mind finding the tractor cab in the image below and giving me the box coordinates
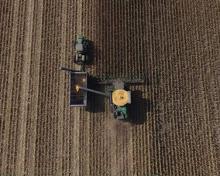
[74,35,90,65]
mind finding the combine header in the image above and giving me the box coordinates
[61,35,144,120]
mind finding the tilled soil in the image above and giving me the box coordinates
[0,0,219,176]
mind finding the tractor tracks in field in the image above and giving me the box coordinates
[15,0,34,175]
[34,0,63,175]
[1,0,21,173]
[0,0,15,171]
[24,0,43,175]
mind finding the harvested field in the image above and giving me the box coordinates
[0,0,220,176]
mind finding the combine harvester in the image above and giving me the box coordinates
[61,35,144,120]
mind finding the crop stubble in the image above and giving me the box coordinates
[0,0,219,176]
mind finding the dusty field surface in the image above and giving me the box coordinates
[0,0,220,175]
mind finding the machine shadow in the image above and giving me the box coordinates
[128,90,153,125]
[86,40,94,65]
[85,76,105,113]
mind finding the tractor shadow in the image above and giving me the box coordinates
[86,40,94,65]
[128,90,153,125]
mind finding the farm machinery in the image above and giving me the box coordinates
[61,35,144,120]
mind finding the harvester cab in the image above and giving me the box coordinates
[110,80,131,119]
[97,79,144,120]
[61,35,145,120]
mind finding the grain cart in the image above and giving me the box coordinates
[61,67,88,106]
[61,35,144,120]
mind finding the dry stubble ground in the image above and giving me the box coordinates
[0,0,219,176]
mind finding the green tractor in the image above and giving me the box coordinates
[74,35,90,68]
